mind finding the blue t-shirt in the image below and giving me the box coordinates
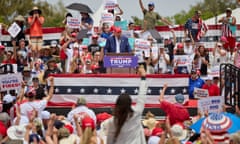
[188,77,205,99]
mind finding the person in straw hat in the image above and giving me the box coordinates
[13,15,26,45]
[28,6,44,60]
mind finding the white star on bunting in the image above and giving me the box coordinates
[159,89,162,94]
[93,88,99,94]
[147,88,152,94]
[67,88,72,93]
[182,88,187,94]
[120,88,126,94]
[171,88,175,94]
[107,88,112,94]
[134,88,138,94]
[55,88,59,93]
[80,88,85,93]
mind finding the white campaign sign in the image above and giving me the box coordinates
[0,73,22,91]
[104,0,117,10]
[7,22,21,38]
[194,87,209,99]
[198,96,224,114]
[67,17,81,29]
[101,12,114,24]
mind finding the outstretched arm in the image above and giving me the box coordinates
[139,0,145,12]
[115,4,123,15]
[135,65,147,113]
[159,84,168,103]
[44,76,54,101]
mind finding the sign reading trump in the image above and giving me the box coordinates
[104,56,138,68]
[0,73,22,91]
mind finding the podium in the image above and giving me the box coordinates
[104,53,138,74]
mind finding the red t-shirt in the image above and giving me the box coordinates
[202,84,220,96]
[2,58,16,64]
[159,101,190,125]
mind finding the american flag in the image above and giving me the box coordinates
[49,74,189,108]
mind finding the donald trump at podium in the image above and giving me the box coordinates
[104,27,132,54]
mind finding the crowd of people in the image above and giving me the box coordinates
[0,1,240,144]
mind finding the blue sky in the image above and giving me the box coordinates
[45,0,202,20]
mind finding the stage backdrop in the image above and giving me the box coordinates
[48,74,189,108]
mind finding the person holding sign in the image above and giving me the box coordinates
[188,69,205,99]
[28,7,44,60]
[201,75,220,97]
[104,27,131,53]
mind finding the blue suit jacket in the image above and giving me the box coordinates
[104,35,131,53]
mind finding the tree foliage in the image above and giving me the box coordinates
[0,0,67,27]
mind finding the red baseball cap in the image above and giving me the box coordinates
[71,32,77,38]
[96,112,112,124]
[177,43,183,49]
[64,124,74,134]
[114,27,122,33]
[81,117,95,131]
[92,34,98,39]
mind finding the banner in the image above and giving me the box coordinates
[0,73,22,91]
[122,30,134,38]
[103,55,138,68]
[104,0,117,10]
[7,22,21,38]
[114,20,128,30]
[67,17,81,29]
[198,96,224,114]
[101,12,114,24]
[50,74,189,108]
[194,87,209,99]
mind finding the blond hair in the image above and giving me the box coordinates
[80,127,94,144]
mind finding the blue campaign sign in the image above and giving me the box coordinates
[82,38,90,45]
[114,20,128,30]
[103,55,138,68]
[128,37,135,50]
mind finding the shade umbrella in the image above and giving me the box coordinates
[190,112,240,134]
[66,3,93,14]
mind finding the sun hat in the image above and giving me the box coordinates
[81,117,95,131]
[29,6,42,15]
[14,15,25,22]
[171,123,188,141]
[3,94,15,104]
[175,93,185,104]
[142,117,157,131]
[7,125,26,140]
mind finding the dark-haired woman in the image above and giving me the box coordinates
[107,66,148,144]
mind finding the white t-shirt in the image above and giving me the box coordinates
[155,54,169,73]
[148,136,160,144]
[20,99,47,120]
[183,44,194,55]
[67,105,96,124]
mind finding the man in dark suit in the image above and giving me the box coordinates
[104,27,132,54]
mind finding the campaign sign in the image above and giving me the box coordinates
[114,20,128,30]
[104,0,117,10]
[104,56,138,68]
[198,96,224,114]
[101,12,114,24]
[0,73,22,91]
[8,22,21,38]
[67,17,81,29]
[135,39,151,50]
[194,87,209,99]
[174,55,190,67]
